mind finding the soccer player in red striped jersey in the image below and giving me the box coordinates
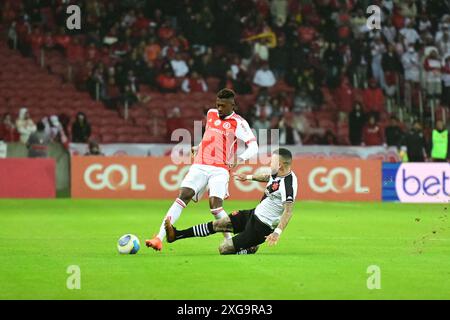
[146,89,259,251]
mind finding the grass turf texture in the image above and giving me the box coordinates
[0,199,449,300]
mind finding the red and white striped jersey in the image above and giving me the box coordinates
[194,109,256,169]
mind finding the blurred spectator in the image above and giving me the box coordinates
[7,21,17,49]
[232,71,253,95]
[437,31,450,56]
[181,71,208,93]
[430,120,450,162]
[370,36,387,88]
[270,0,288,27]
[253,38,270,62]
[253,63,276,88]
[321,130,338,145]
[385,116,404,147]
[45,115,68,146]
[348,103,365,146]
[269,36,288,79]
[362,115,384,146]
[122,85,139,107]
[382,18,397,45]
[400,0,418,20]
[279,113,301,145]
[292,110,324,143]
[254,96,273,118]
[252,112,271,143]
[400,121,428,162]
[27,121,50,158]
[156,70,178,93]
[351,9,367,37]
[442,56,450,107]
[72,112,92,143]
[400,20,420,47]
[67,38,85,64]
[0,113,19,142]
[144,37,161,62]
[323,42,343,89]
[85,140,104,156]
[423,49,442,109]
[16,108,37,144]
[170,53,189,78]
[382,44,403,109]
[401,44,420,84]
[166,107,184,141]
[333,77,354,113]
[363,79,385,119]
[271,96,289,117]
[293,89,314,112]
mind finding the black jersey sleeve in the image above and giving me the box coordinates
[282,174,295,203]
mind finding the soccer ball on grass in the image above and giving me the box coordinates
[117,234,140,254]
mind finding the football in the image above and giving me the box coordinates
[117,234,140,254]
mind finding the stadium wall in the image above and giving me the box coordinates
[0,158,55,198]
[4,143,70,195]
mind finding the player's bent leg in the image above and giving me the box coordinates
[178,187,195,205]
[209,197,232,240]
[146,187,195,251]
[218,239,236,255]
[165,219,217,242]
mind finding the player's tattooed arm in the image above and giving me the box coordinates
[233,173,270,182]
[265,202,294,246]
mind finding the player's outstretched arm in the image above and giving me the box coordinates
[233,173,270,182]
[265,202,294,246]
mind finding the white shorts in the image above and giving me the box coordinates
[181,164,230,202]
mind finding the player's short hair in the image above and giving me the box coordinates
[217,88,236,101]
[274,148,293,165]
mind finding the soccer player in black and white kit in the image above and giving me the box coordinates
[164,148,297,255]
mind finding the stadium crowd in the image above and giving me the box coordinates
[1,0,450,154]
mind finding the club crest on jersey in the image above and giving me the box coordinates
[271,181,280,191]
[214,120,221,126]
[223,122,231,129]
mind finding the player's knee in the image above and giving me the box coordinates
[209,197,223,209]
[179,188,195,203]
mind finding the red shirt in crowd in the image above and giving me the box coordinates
[86,45,99,62]
[158,26,175,40]
[30,29,44,53]
[43,33,55,48]
[186,78,207,93]
[54,33,71,51]
[363,87,385,113]
[334,78,355,112]
[66,42,85,63]
[298,26,316,43]
[157,74,177,90]
[0,123,19,142]
[362,124,384,146]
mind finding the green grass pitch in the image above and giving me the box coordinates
[0,199,449,300]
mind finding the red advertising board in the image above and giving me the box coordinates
[297,159,382,201]
[0,158,56,198]
[71,156,265,200]
[71,157,382,201]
